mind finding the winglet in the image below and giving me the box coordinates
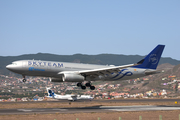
[134,45,165,69]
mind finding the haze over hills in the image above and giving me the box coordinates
[0,53,180,75]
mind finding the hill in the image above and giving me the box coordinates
[119,63,180,95]
[0,53,180,75]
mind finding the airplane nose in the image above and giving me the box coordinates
[6,65,10,69]
[6,64,12,70]
[6,63,21,73]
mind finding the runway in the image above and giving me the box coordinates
[0,98,180,104]
[1,105,180,115]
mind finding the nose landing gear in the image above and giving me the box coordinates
[22,75,26,82]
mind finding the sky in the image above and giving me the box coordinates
[0,1,180,60]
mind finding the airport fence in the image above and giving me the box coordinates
[72,114,180,120]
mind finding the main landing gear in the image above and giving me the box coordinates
[22,75,26,83]
[77,82,95,90]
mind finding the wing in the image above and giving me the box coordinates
[57,63,140,80]
[78,63,139,77]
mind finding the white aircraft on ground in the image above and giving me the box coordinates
[6,45,165,90]
[46,87,93,101]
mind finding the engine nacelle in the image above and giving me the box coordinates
[62,73,85,82]
[49,78,63,82]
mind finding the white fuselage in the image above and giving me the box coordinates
[6,60,151,82]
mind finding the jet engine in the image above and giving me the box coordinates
[49,78,63,82]
[62,73,85,82]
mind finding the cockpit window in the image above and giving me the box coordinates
[12,63,17,65]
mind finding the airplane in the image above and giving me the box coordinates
[6,44,165,90]
[46,87,93,101]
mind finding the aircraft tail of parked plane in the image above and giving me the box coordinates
[6,44,165,90]
[46,87,55,98]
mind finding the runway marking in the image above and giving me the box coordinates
[52,109,67,111]
[18,109,32,112]
[100,105,152,108]
[100,105,180,112]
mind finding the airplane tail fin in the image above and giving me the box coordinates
[46,87,55,98]
[134,45,165,69]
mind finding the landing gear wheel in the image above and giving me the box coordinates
[85,82,91,87]
[22,79,26,82]
[77,83,82,87]
[90,86,95,90]
[81,85,86,90]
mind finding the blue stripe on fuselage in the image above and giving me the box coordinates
[111,69,133,80]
